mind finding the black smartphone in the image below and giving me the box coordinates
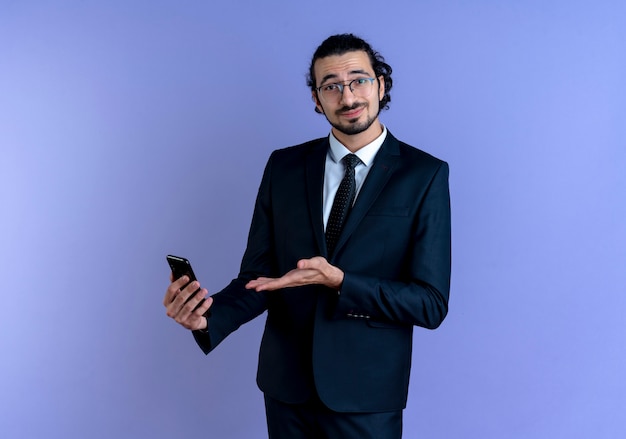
[166,255,205,308]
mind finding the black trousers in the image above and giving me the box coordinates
[264,393,403,439]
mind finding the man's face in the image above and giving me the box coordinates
[312,50,385,137]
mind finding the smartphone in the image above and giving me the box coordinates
[166,255,205,308]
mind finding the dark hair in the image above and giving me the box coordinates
[307,33,393,113]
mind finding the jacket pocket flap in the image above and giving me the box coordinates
[366,320,405,329]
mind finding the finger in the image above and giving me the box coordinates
[183,296,212,331]
[246,277,272,289]
[298,256,328,270]
[254,272,305,291]
[173,275,191,290]
[174,288,207,326]
[252,279,283,291]
[249,283,273,291]
[193,295,213,317]
[180,280,201,298]
[164,275,191,303]
[166,280,199,317]
[249,266,323,291]
[163,276,188,306]
[182,287,208,314]
[297,258,315,269]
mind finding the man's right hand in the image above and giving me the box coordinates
[163,275,213,331]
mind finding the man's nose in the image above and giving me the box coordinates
[339,84,356,105]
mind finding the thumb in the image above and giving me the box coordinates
[298,256,327,269]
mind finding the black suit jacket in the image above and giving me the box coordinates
[194,131,451,412]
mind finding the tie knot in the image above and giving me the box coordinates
[342,154,361,170]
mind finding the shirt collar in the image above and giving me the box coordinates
[328,125,388,167]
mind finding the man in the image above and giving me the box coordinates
[164,33,451,438]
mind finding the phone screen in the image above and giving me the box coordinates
[166,255,197,284]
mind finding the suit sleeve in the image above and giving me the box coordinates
[193,154,278,353]
[334,161,451,329]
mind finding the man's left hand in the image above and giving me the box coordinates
[246,256,344,291]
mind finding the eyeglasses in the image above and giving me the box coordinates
[316,77,376,102]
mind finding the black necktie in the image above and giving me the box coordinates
[326,153,361,258]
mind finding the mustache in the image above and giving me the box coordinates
[336,103,366,115]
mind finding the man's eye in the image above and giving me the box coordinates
[356,78,368,85]
[323,84,339,92]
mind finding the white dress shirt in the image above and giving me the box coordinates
[323,126,388,230]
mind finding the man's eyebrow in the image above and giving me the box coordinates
[319,69,372,85]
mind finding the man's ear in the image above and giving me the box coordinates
[312,91,324,114]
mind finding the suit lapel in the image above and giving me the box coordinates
[331,133,401,258]
[305,138,330,257]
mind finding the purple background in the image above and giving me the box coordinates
[1,1,625,437]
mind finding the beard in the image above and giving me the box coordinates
[326,103,380,136]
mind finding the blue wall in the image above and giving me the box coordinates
[1,1,625,437]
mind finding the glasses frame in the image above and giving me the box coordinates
[315,77,377,102]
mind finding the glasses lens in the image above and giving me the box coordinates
[351,78,373,97]
[320,84,341,101]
